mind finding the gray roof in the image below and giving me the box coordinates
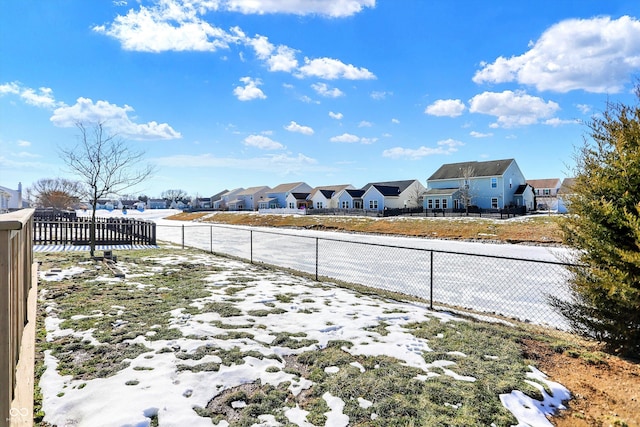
[361,179,416,193]
[428,159,515,181]
[345,189,365,198]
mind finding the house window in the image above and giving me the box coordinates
[435,199,440,209]
[454,199,460,210]
[316,201,323,209]
[442,199,448,209]
[491,177,497,188]
[289,202,294,209]
[491,197,498,209]
[427,199,433,209]
[369,200,378,210]
[342,201,348,209]
[543,189,551,196]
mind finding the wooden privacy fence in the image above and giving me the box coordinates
[1,209,37,427]
[33,217,156,246]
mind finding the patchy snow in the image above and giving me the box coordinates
[38,250,570,427]
[500,367,571,427]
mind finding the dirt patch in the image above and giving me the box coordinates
[522,339,640,426]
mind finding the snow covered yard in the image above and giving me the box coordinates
[36,246,569,426]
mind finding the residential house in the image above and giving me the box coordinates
[557,178,576,214]
[336,189,365,209]
[169,199,189,210]
[308,185,354,209]
[148,199,168,209]
[425,159,530,210]
[230,186,271,211]
[213,188,244,210]
[0,182,23,212]
[285,192,311,209]
[193,197,212,209]
[513,184,535,211]
[526,178,562,210]
[361,180,426,212]
[264,182,313,209]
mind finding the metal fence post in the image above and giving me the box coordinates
[250,230,253,264]
[210,226,213,253]
[315,237,319,281]
[430,250,434,310]
[181,225,184,249]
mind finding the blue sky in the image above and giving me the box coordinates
[2,0,640,198]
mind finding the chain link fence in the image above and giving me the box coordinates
[156,222,574,330]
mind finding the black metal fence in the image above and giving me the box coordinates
[33,217,156,246]
[156,223,574,329]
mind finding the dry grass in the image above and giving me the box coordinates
[167,211,564,245]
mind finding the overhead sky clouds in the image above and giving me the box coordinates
[2,1,640,196]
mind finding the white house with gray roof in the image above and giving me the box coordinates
[361,179,425,212]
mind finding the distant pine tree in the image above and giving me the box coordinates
[551,85,640,356]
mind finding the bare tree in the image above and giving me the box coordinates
[458,165,476,215]
[60,122,155,256]
[161,189,188,202]
[27,177,83,209]
[405,183,425,208]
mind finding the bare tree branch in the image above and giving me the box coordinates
[59,122,156,256]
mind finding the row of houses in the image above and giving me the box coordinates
[198,158,575,214]
[3,158,575,215]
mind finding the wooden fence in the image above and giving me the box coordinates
[1,209,37,427]
[33,217,156,246]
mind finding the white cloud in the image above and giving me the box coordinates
[17,140,32,147]
[473,15,640,93]
[391,118,400,124]
[330,133,360,143]
[370,90,390,100]
[93,1,234,52]
[468,90,560,128]
[0,81,63,109]
[234,77,267,101]
[425,99,466,117]
[358,120,372,127]
[284,121,314,135]
[94,2,375,82]
[329,111,343,120]
[469,131,493,138]
[544,118,580,127]
[382,139,463,160]
[243,134,284,150]
[298,57,376,80]
[246,35,299,72]
[267,46,299,72]
[576,104,592,115]
[0,81,21,95]
[330,133,376,144]
[311,82,344,98]
[50,97,182,140]
[224,0,375,17]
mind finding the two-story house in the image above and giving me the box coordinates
[425,159,533,210]
[526,178,562,211]
[213,188,244,210]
